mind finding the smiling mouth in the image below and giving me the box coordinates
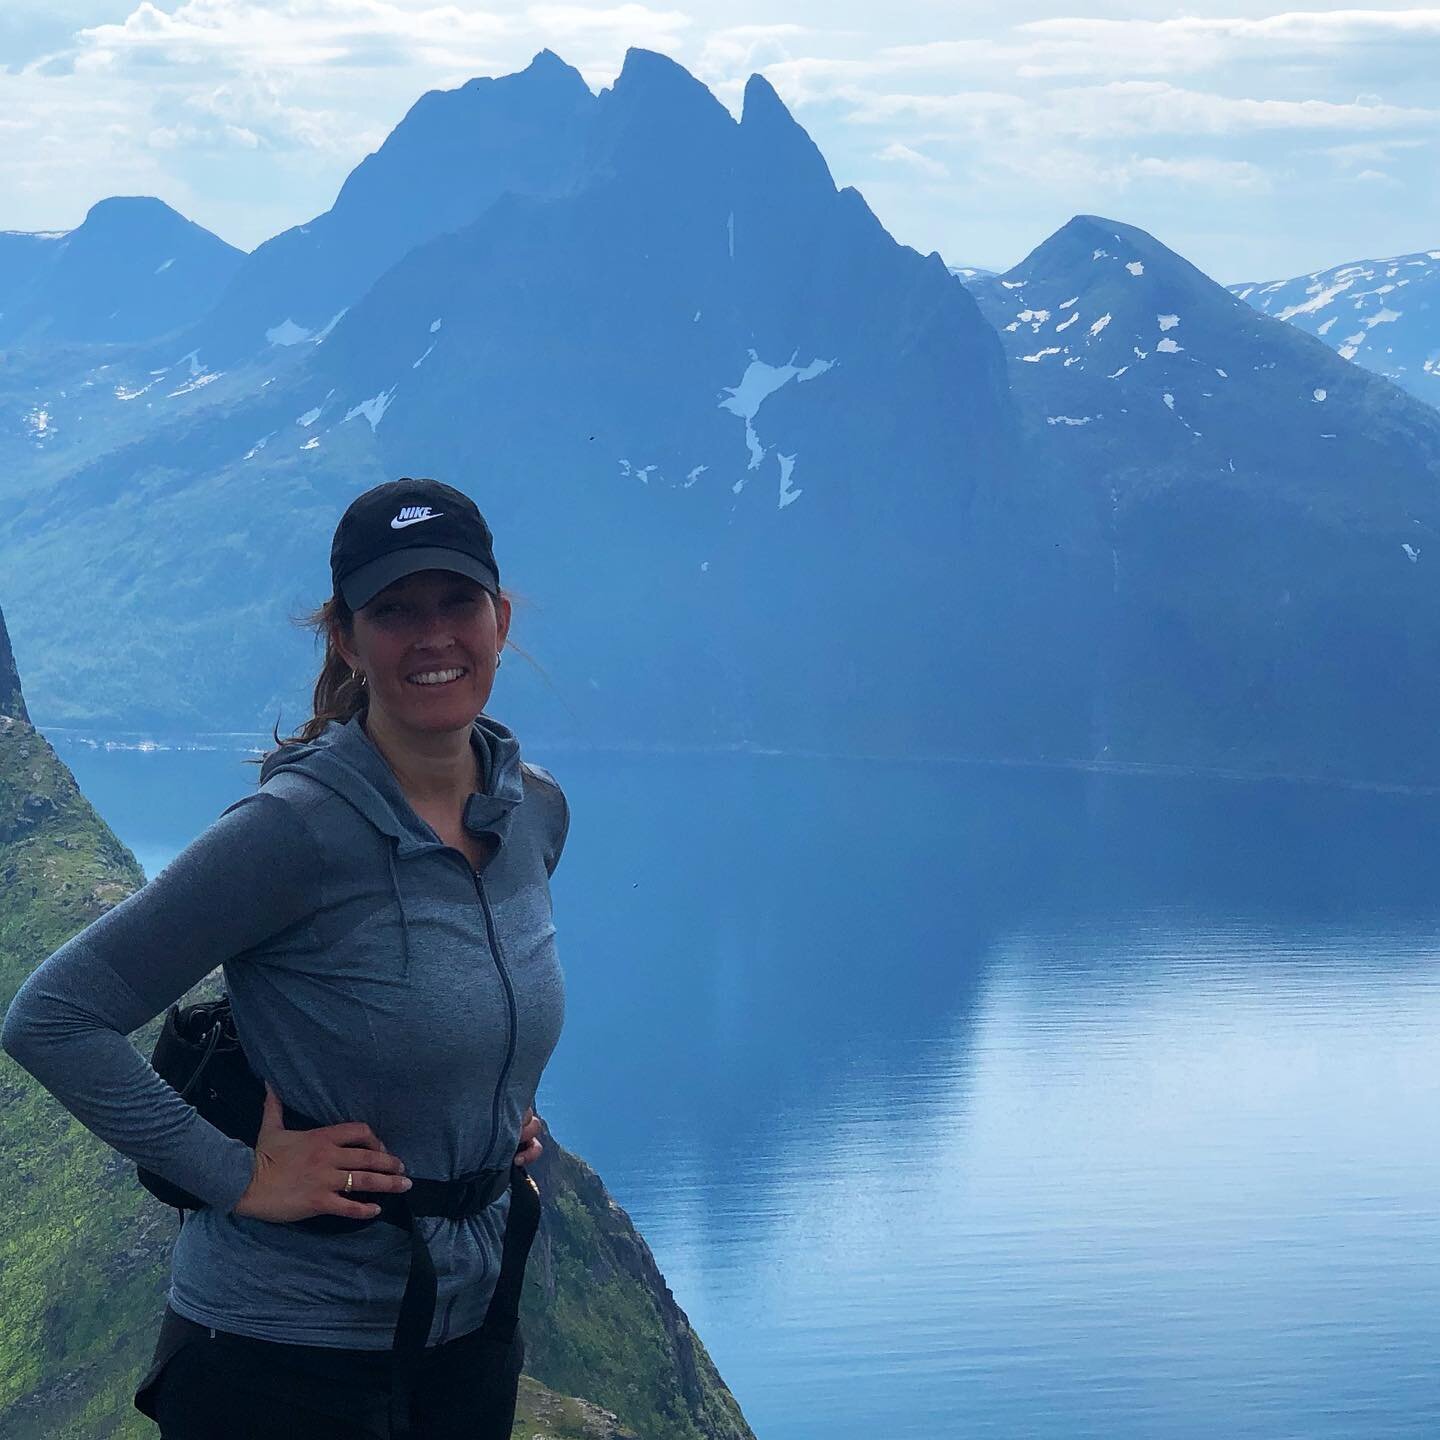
[406,666,468,687]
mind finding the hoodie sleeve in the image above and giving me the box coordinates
[0,791,319,1212]
[522,763,570,878]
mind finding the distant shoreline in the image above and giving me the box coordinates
[35,725,1440,800]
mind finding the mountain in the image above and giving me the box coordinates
[0,607,27,722]
[0,198,243,347]
[0,49,1030,763]
[5,56,1440,784]
[0,231,67,318]
[0,604,753,1440]
[963,214,1440,782]
[1230,248,1440,408]
[185,49,597,365]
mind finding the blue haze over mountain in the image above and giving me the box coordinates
[0,53,1438,786]
[1229,249,1440,409]
[0,196,242,346]
[188,50,596,364]
[963,215,1440,782]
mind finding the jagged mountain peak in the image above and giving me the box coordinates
[184,54,597,361]
[740,72,787,123]
[334,52,595,215]
[739,73,836,196]
[602,46,735,132]
[585,47,735,183]
[613,45,713,94]
[0,605,30,724]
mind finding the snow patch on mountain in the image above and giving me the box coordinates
[313,309,347,344]
[167,372,220,397]
[1277,280,1352,321]
[1232,248,1440,405]
[267,319,312,346]
[718,354,836,469]
[619,459,657,484]
[777,453,802,509]
[345,388,397,432]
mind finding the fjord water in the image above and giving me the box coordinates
[48,734,1440,1439]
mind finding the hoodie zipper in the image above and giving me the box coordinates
[435,858,518,1348]
[470,866,520,1172]
[437,864,517,1347]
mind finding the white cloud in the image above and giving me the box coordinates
[876,140,949,178]
[527,3,690,38]
[844,81,1434,140]
[71,0,514,72]
[1107,154,1271,190]
[1350,166,1400,185]
[1,1,1437,273]
[1013,10,1440,79]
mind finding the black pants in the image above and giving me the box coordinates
[134,1305,524,1440]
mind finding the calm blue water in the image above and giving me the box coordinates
[45,731,1440,1439]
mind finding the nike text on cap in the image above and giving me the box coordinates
[331,478,500,611]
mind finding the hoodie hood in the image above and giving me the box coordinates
[258,710,526,857]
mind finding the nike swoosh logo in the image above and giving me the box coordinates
[390,513,442,529]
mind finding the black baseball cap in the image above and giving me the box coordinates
[331,478,500,611]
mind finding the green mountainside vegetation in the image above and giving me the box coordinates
[0,605,752,1440]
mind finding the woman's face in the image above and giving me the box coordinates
[336,570,511,737]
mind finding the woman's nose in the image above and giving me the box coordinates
[414,612,455,645]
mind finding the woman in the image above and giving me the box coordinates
[0,477,570,1439]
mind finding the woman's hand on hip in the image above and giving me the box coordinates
[231,1082,412,1222]
[515,1107,542,1167]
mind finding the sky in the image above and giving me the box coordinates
[1,1,1437,284]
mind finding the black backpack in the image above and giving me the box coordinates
[139,996,265,1212]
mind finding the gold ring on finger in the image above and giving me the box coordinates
[345,1171,353,1195]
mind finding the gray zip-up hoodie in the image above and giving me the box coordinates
[1,711,568,1348]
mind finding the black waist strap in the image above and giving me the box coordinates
[283,1102,541,1440]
